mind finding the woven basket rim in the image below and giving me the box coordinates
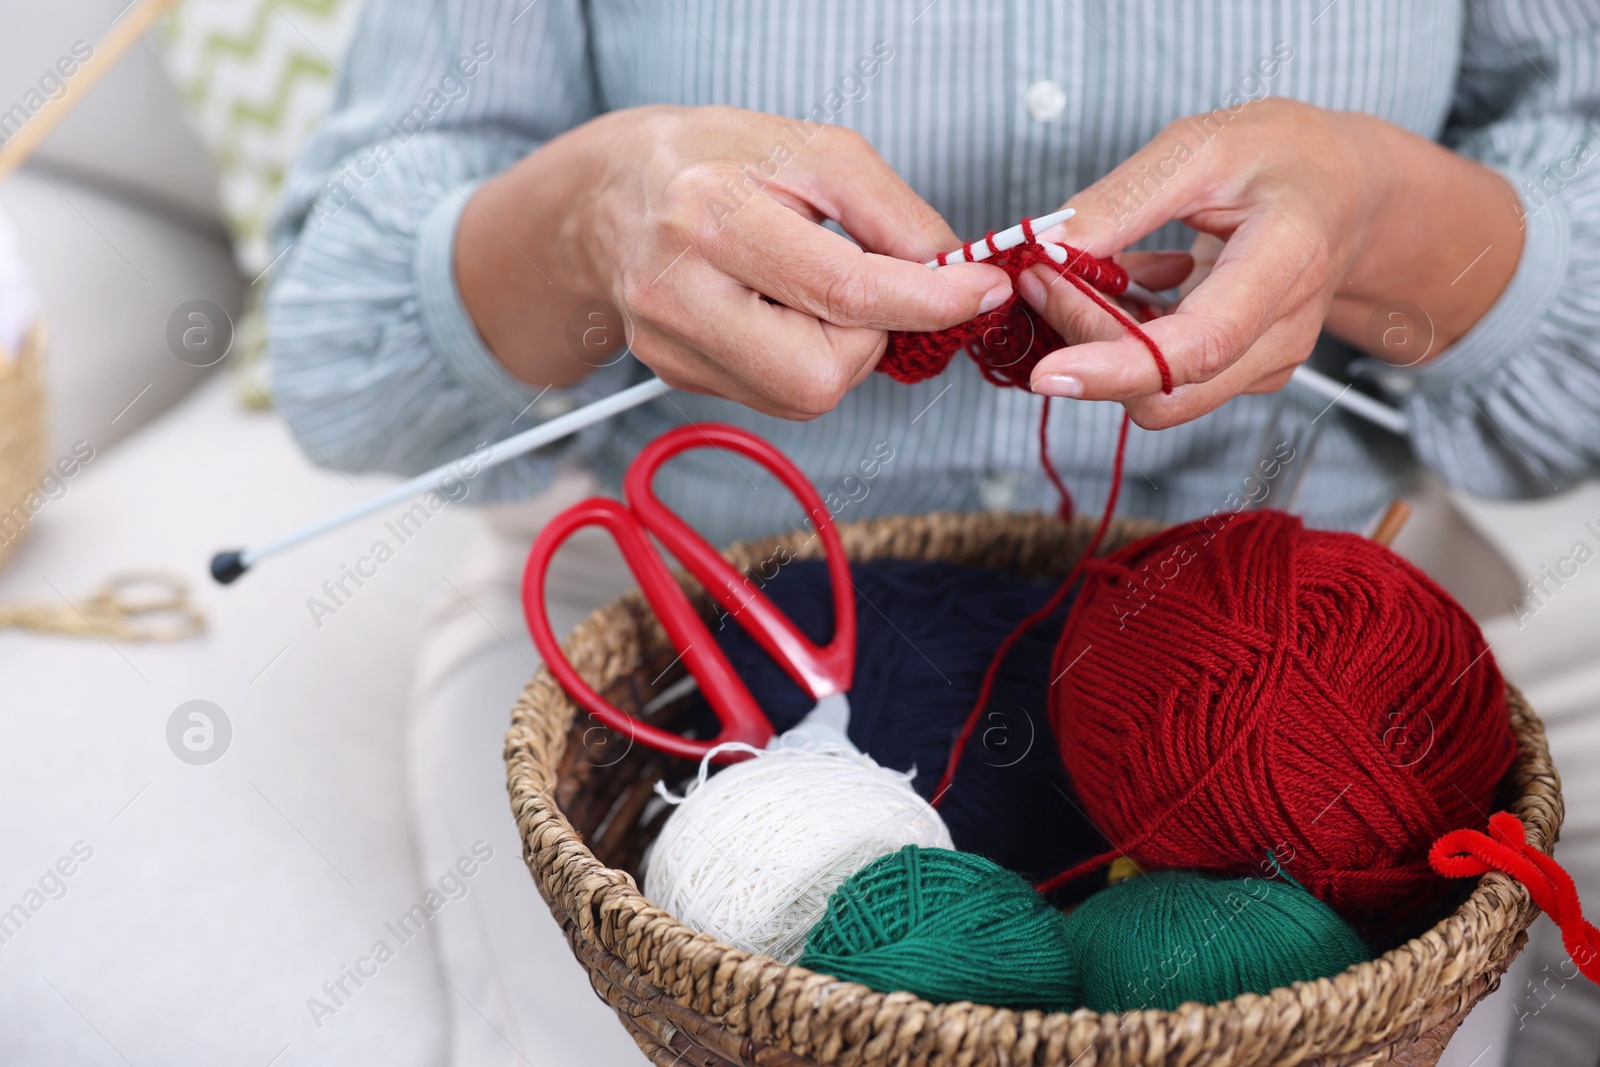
[506,511,1560,1066]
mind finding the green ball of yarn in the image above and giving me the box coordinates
[1063,869,1371,1012]
[798,845,1078,1012]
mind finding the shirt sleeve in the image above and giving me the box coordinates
[264,0,636,502]
[1375,2,1600,499]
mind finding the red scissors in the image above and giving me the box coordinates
[521,423,856,763]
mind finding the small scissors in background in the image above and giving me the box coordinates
[522,423,856,763]
[0,572,206,641]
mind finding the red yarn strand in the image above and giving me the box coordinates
[1432,813,1600,982]
[897,216,1173,815]
[1037,398,1073,523]
[932,412,1132,807]
[1051,269,1173,394]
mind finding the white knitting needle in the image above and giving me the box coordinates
[921,208,1076,267]
[210,376,674,583]
[218,223,1079,582]
[1034,241,1409,435]
[212,222,1405,583]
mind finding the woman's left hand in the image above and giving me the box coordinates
[1024,98,1525,429]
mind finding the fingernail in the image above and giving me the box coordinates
[1017,270,1046,307]
[979,283,1012,313]
[1032,374,1083,398]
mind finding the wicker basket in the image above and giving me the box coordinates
[505,512,1562,1067]
[0,321,47,573]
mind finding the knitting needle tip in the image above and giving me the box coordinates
[210,550,249,585]
[1027,207,1076,241]
[1370,499,1413,547]
[1123,280,1174,306]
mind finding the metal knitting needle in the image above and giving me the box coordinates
[1034,241,1410,436]
[921,208,1076,268]
[218,223,1073,583]
[212,219,1406,583]
[214,220,1027,583]
[209,376,674,584]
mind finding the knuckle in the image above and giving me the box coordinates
[1186,320,1239,382]
[818,123,868,154]
[1240,96,1300,123]
[901,194,947,240]
[819,268,877,325]
[1128,400,1182,432]
[661,163,734,248]
[1302,239,1334,284]
[620,274,668,323]
[1158,116,1193,142]
[787,358,853,419]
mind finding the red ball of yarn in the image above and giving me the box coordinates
[1048,509,1515,924]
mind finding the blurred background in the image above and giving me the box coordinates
[1,2,1598,1065]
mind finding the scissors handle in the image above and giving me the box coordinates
[522,497,775,762]
[626,423,856,702]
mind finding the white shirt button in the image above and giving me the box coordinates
[1025,79,1067,123]
[1374,372,1418,396]
[534,394,576,420]
[978,473,1023,512]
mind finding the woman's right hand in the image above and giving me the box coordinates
[457,105,1010,419]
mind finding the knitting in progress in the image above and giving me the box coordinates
[879,219,1170,393]
[542,215,1600,1017]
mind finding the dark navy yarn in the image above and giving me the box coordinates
[695,559,1109,887]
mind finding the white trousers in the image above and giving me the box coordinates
[407,472,1600,1067]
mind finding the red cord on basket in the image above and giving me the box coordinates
[1431,813,1600,982]
[906,217,1172,807]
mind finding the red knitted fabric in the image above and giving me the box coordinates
[880,228,1172,393]
[1432,813,1600,981]
[1041,510,1516,926]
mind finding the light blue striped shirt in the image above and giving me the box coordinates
[267,1,1600,547]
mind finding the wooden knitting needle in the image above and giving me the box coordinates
[1370,499,1413,547]
[0,0,183,182]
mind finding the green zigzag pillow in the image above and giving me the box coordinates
[157,0,363,277]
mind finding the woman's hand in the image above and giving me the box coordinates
[1023,98,1525,429]
[457,105,1009,420]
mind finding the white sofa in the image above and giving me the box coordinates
[0,5,466,1064]
[0,377,471,1066]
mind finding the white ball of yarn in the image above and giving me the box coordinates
[642,739,952,963]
